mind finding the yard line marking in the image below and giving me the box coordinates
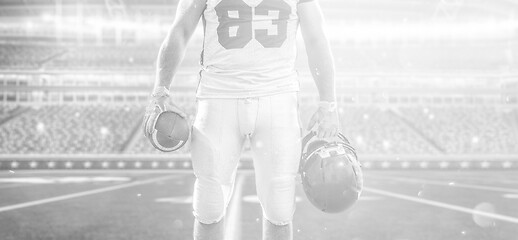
[225,175,245,240]
[502,194,518,199]
[0,175,176,213]
[370,173,518,185]
[368,175,518,194]
[0,183,32,189]
[364,187,518,224]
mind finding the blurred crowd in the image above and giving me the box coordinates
[1,44,517,155]
[45,46,157,70]
[0,104,516,155]
[0,44,199,70]
[0,43,509,72]
[0,105,140,154]
[399,107,518,154]
[0,44,66,69]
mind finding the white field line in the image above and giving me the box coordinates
[0,170,194,175]
[449,177,518,185]
[368,175,518,194]
[225,175,245,240]
[0,175,176,213]
[363,187,518,224]
[0,183,32,189]
[370,173,518,185]
[427,175,518,185]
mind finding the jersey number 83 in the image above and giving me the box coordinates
[214,0,291,49]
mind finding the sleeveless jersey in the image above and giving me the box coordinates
[197,0,312,98]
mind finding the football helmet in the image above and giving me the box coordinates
[143,102,190,152]
[299,132,363,213]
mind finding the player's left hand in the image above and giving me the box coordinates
[307,107,340,139]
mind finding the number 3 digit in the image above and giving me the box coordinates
[255,0,290,48]
[214,0,291,49]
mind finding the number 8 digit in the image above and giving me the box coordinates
[214,0,253,49]
[214,0,292,49]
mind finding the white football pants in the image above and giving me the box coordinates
[191,92,302,226]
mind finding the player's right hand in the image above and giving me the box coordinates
[143,96,187,138]
[147,96,187,118]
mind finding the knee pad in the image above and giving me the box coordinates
[193,177,234,224]
[260,176,296,226]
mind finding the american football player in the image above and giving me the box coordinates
[147,0,339,239]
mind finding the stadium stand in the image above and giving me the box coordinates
[340,107,442,155]
[0,105,23,123]
[0,105,16,120]
[1,103,517,155]
[299,105,440,154]
[1,42,507,72]
[399,106,518,154]
[0,44,66,69]
[42,45,202,70]
[0,105,141,154]
[4,103,518,155]
[44,46,158,70]
[0,41,516,155]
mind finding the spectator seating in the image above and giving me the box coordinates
[0,105,140,154]
[0,105,20,122]
[45,46,156,70]
[0,44,65,69]
[399,107,518,154]
[299,105,440,155]
[1,104,517,155]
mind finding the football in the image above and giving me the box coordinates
[152,111,190,152]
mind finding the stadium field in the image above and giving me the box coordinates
[1,167,517,240]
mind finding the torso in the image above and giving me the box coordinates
[197,0,303,98]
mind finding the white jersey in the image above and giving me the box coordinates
[197,0,312,98]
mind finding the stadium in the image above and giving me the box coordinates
[0,0,517,239]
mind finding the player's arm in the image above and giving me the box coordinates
[298,0,339,138]
[299,0,336,102]
[155,0,205,90]
[144,0,205,136]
